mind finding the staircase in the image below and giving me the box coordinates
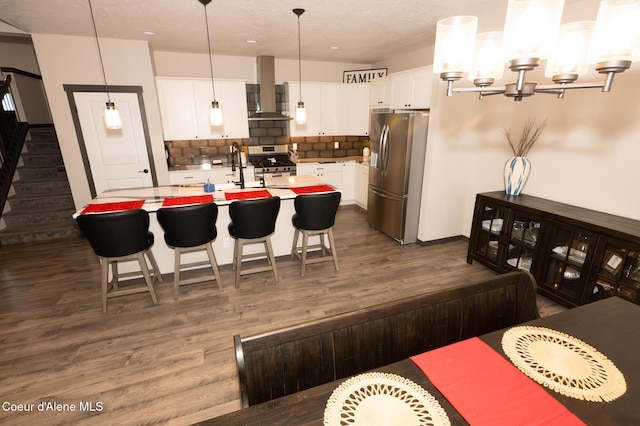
[0,126,80,245]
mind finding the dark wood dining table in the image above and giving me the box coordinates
[200,297,640,425]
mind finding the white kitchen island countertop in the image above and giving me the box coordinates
[74,176,335,273]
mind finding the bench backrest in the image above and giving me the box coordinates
[234,270,538,407]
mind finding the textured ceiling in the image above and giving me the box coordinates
[0,0,586,64]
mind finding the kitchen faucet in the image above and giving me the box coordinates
[231,142,245,189]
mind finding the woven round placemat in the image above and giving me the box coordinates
[323,372,451,426]
[502,326,626,402]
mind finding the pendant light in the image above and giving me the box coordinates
[293,8,306,125]
[199,0,223,126]
[88,0,121,130]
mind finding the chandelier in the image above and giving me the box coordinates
[433,0,640,101]
[293,8,307,125]
[88,0,121,129]
[199,0,223,126]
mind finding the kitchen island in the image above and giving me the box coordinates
[73,176,334,274]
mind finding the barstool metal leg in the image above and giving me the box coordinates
[301,230,309,277]
[328,228,339,271]
[101,259,109,314]
[205,244,223,290]
[234,240,244,289]
[173,248,182,300]
[265,237,278,282]
[146,249,164,283]
[291,228,300,260]
[137,252,159,304]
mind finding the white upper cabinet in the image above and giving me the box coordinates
[156,77,249,140]
[390,66,433,110]
[369,77,392,108]
[348,84,370,136]
[286,82,370,137]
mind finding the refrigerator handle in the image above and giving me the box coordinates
[381,124,390,177]
[379,124,386,174]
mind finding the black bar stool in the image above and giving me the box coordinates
[291,191,341,277]
[228,196,281,288]
[157,203,223,299]
[76,209,162,313]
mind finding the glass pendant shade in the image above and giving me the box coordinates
[209,100,223,126]
[502,0,565,61]
[469,31,505,82]
[589,0,640,64]
[104,101,122,130]
[433,16,478,73]
[295,101,307,125]
[545,21,594,78]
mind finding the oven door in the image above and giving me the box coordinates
[263,171,295,179]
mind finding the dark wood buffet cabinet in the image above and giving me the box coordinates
[468,191,640,308]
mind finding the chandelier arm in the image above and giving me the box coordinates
[451,86,507,94]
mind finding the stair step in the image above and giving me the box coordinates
[0,219,82,246]
[16,165,68,180]
[24,139,60,154]
[13,177,71,194]
[28,128,57,139]
[2,207,76,227]
[7,192,75,211]
[21,152,63,166]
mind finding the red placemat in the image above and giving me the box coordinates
[162,194,213,207]
[224,189,272,200]
[290,184,335,194]
[81,200,145,214]
[410,337,585,426]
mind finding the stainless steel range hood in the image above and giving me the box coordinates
[248,56,292,121]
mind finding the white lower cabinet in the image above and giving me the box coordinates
[340,162,355,203]
[354,162,369,209]
[297,162,365,205]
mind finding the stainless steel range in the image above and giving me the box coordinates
[248,145,297,179]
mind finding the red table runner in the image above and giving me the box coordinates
[410,337,585,426]
[162,194,213,207]
[81,200,145,214]
[290,184,335,195]
[224,189,271,200]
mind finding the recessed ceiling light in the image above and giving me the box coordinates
[329,46,339,50]
[143,31,156,36]
[246,39,257,44]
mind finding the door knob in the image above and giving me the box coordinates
[139,169,149,174]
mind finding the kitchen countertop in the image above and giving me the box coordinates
[73,176,332,217]
[168,156,369,172]
[297,156,368,164]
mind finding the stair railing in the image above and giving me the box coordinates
[0,74,29,221]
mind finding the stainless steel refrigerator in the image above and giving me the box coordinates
[367,110,429,244]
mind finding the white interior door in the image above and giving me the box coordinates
[74,91,153,195]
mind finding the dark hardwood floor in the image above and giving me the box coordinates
[0,205,566,425]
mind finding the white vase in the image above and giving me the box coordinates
[363,147,370,157]
[504,156,531,196]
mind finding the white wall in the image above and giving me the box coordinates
[0,36,40,74]
[31,34,168,210]
[154,50,370,84]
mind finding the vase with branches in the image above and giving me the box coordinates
[503,119,548,196]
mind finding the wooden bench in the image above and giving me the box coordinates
[233,270,539,407]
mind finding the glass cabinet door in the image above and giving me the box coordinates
[590,240,640,305]
[541,225,596,306]
[503,213,543,273]
[472,203,506,262]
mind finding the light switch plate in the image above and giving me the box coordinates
[334,141,340,149]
